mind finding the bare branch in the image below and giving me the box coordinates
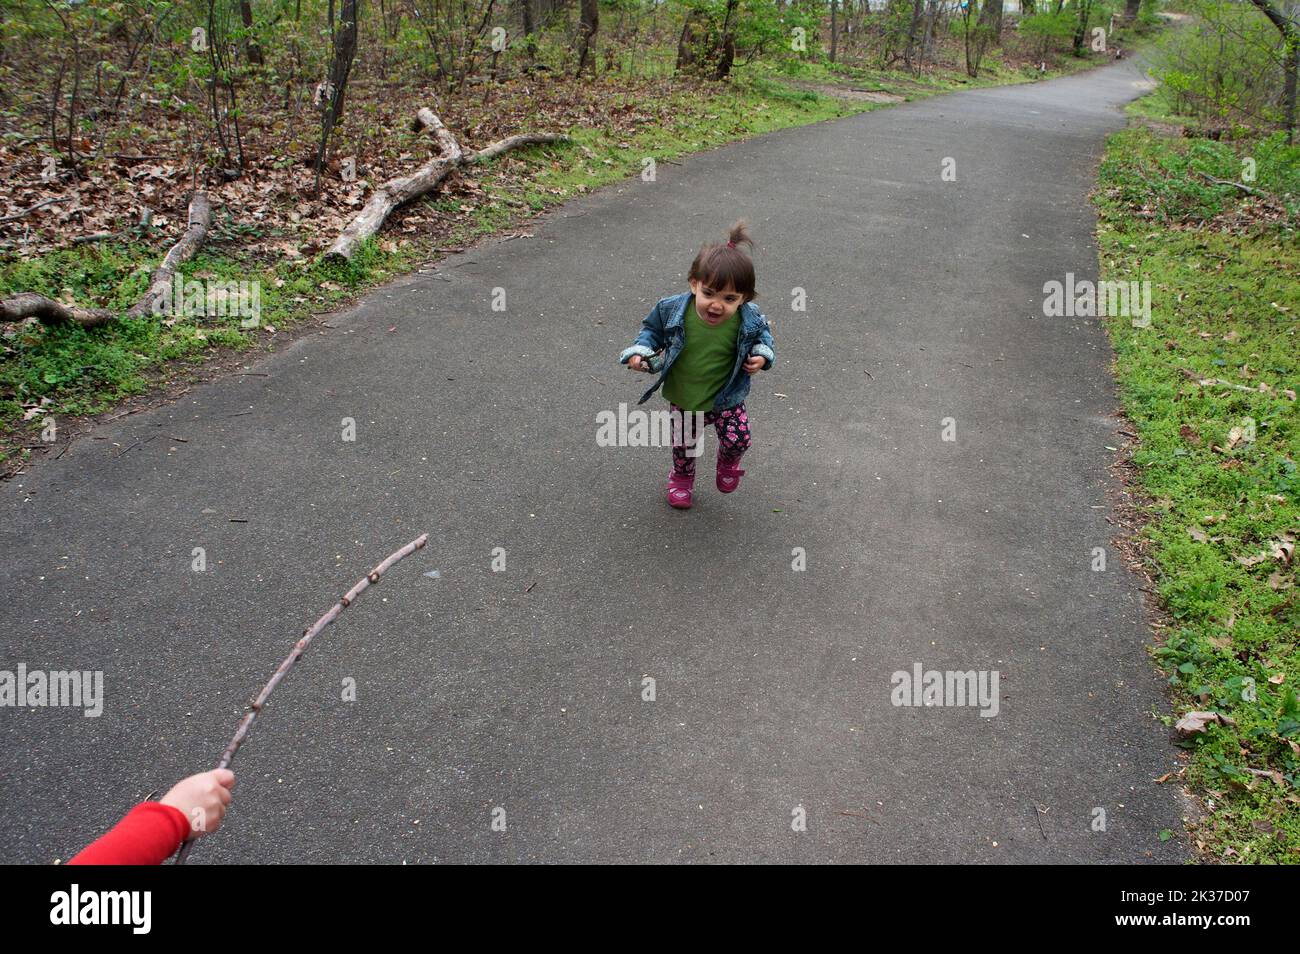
[0,196,68,224]
[0,292,113,327]
[176,533,429,864]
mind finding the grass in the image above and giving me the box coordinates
[1093,117,1300,862]
[0,240,418,432]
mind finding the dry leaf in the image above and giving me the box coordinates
[1175,710,1235,738]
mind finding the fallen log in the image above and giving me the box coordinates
[0,292,113,328]
[325,108,567,261]
[127,192,212,318]
[464,132,570,165]
[3,194,212,332]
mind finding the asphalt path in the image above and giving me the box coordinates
[0,57,1189,863]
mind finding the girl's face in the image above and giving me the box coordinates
[689,278,744,326]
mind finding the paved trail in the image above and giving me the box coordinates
[1,59,1187,863]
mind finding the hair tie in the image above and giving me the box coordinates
[726,240,736,248]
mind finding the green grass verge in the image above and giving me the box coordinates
[1094,121,1300,862]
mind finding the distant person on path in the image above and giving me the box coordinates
[68,769,236,865]
[620,221,776,509]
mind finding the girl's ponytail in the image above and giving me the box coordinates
[690,219,758,303]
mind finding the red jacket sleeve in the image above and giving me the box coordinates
[68,802,190,865]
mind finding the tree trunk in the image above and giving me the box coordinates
[831,0,838,63]
[1072,0,1093,55]
[676,10,705,73]
[576,0,599,77]
[921,0,938,64]
[903,0,925,70]
[972,0,1002,73]
[519,0,536,62]
[1247,0,1298,142]
[314,0,360,193]
[239,0,263,65]
[1283,35,1298,143]
[715,0,739,78]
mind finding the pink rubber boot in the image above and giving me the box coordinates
[716,454,746,493]
[667,472,695,509]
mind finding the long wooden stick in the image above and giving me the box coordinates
[176,533,428,863]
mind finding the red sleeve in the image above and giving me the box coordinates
[68,802,190,865]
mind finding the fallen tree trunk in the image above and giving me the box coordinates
[0,292,113,328]
[325,109,568,261]
[3,193,213,331]
[127,192,212,318]
[464,132,569,165]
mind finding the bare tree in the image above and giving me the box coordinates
[239,0,264,65]
[904,0,926,71]
[314,0,360,193]
[831,0,839,62]
[576,0,599,76]
[716,0,739,78]
[417,0,496,93]
[970,0,1002,74]
[1247,0,1298,141]
[1072,0,1096,55]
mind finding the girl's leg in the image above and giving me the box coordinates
[671,405,716,478]
[714,404,752,464]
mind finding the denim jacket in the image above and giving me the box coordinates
[618,292,776,410]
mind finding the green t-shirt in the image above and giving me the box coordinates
[662,299,741,412]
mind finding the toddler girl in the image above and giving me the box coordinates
[619,221,775,509]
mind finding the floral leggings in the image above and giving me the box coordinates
[670,403,752,478]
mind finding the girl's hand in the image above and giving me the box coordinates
[743,355,765,375]
[627,355,644,371]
